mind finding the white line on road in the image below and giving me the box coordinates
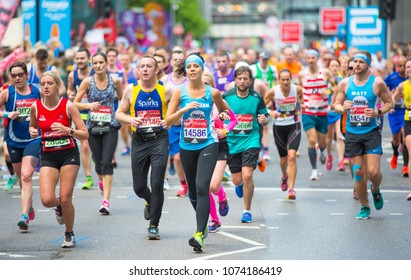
[330,213,345,216]
[267,227,279,229]
[190,246,267,260]
[277,213,288,216]
[12,196,21,199]
[116,196,128,199]
[221,225,260,229]
[37,209,50,212]
[217,231,265,246]
[326,199,337,202]
[390,213,403,216]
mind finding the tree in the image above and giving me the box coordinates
[128,0,208,39]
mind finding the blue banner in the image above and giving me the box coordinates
[22,0,37,48]
[346,6,386,58]
[39,0,71,53]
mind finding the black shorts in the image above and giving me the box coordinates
[344,128,382,157]
[132,130,169,167]
[404,120,411,137]
[217,139,228,161]
[7,141,41,164]
[273,123,301,157]
[40,146,80,170]
[228,147,259,174]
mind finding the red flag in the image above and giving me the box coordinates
[0,0,20,44]
[93,13,118,45]
[0,47,27,74]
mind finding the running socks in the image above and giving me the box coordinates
[308,147,317,169]
[392,141,399,156]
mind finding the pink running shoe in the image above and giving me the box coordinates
[337,160,345,172]
[98,180,104,193]
[353,190,359,200]
[407,192,411,201]
[29,206,35,221]
[287,189,296,200]
[99,199,110,215]
[325,154,333,171]
[280,176,288,191]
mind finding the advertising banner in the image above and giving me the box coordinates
[22,0,37,47]
[346,6,386,58]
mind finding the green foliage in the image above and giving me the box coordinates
[127,0,208,38]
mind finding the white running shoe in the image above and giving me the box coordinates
[309,169,321,181]
[163,179,170,190]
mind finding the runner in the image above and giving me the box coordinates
[66,47,95,190]
[166,53,230,252]
[334,50,393,219]
[223,65,269,223]
[29,71,88,247]
[0,62,41,230]
[116,55,170,240]
[74,52,123,214]
[202,71,237,232]
[391,57,411,199]
[297,49,334,180]
[264,69,303,199]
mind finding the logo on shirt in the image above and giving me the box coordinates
[189,110,205,119]
[138,99,159,107]
[39,115,46,121]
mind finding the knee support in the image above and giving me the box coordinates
[352,164,363,182]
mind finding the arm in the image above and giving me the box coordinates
[67,101,89,140]
[226,108,238,132]
[29,103,39,139]
[51,67,67,97]
[212,88,229,116]
[165,88,184,126]
[113,77,123,101]
[73,77,96,111]
[257,95,269,126]
[66,72,75,102]
[296,85,305,111]
[334,78,350,114]
[0,89,9,118]
[115,84,135,125]
[370,77,393,117]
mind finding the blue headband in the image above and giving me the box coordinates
[306,50,319,58]
[353,53,370,66]
[184,55,204,71]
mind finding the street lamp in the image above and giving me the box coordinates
[170,0,181,46]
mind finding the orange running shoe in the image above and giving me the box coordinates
[402,166,409,177]
[257,159,266,172]
[390,155,398,169]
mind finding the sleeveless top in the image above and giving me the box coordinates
[35,97,75,152]
[179,85,217,150]
[5,85,41,148]
[346,75,380,134]
[272,84,299,126]
[214,69,235,93]
[74,68,95,120]
[87,75,120,130]
[255,64,276,88]
[29,65,52,89]
[130,81,167,135]
[302,69,328,116]
[403,80,411,121]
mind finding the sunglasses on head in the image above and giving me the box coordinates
[10,73,25,79]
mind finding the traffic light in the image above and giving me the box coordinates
[379,0,396,19]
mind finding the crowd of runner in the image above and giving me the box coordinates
[1,41,410,252]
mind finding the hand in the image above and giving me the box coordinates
[7,111,20,120]
[343,100,353,111]
[180,102,200,113]
[364,108,377,118]
[215,128,226,138]
[50,122,69,134]
[258,114,268,125]
[89,102,101,111]
[160,120,168,130]
[218,111,230,121]
[131,117,143,128]
[269,110,279,119]
[29,127,38,139]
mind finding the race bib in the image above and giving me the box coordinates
[233,114,253,134]
[350,106,370,126]
[278,97,297,116]
[15,98,37,122]
[138,110,161,128]
[308,94,325,110]
[183,119,208,143]
[90,106,111,134]
[42,137,75,152]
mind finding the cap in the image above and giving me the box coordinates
[259,51,270,60]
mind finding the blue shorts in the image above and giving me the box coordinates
[387,107,405,135]
[168,125,181,156]
[302,114,328,134]
[327,112,341,125]
[7,140,41,164]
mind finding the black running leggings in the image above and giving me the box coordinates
[180,143,218,233]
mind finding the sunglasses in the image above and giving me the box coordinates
[348,67,354,70]
[10,73,25,79]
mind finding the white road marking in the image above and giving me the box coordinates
[168,197,179,200]
[267,226,279,229]
[390,213,403,216]
[330,213,345,216]
[326,199,337,202]
[12,196,21,199]
[0,252,34,258]
[190,246,267,260]
[162,211,168,214]
[222,225,260,229]
[277,213,288,216]
[37,209,49,212]
[116,196,128,199]
[217,231,265,246]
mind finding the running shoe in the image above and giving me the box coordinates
[356,205,370,220]
[319,152,326,165]
[402,166,409,177]
[353,190,359,200]
[390,155,398,169]
[241,211,253,223]
[54,204,64,225]
[325,154,333,171]
[121,146,131,156]
[61,232,76,248]
[176,183,188,197]
[112,157,117,168]
[287,189,296,200]
[370,184,384,210]
[203,224,209,239]
[144,202,150,220]
[147,226,160,240]
[99,199,110,215]
[263,149,271,161]
[309,169,321,181]
[188,231,204,252]
[4,174,18,191]
[208,220,221,233]
[407,192,411,201]
[98,180,104,193]
[28,206,35,221]
[17,214,29,230]
[280,176,288,191]
[81,176,94,190]
[222,169,231,182]
[337,160,345,172]
[257,159,266,172]
[235,184,244,198]
[218,199,229,216]
[163,179,170,191]
[344,157,350,165]
[168,162,176,176]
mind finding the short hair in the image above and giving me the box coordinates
[9,62,28,75]
[41,70,61,86]
[36,48,49,60]
[106,47,119,56]
[92,52,108,63]
[234,66,252,79]
[279,68,292,78]
[357,50,372,65]
[153,53,166,63]
[216,50,229,59]
[77,47,91,59]
[202,71,216,87]
[139,55,158,69]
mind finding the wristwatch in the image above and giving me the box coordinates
[69,128,75,136]
[377,109,382,116]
